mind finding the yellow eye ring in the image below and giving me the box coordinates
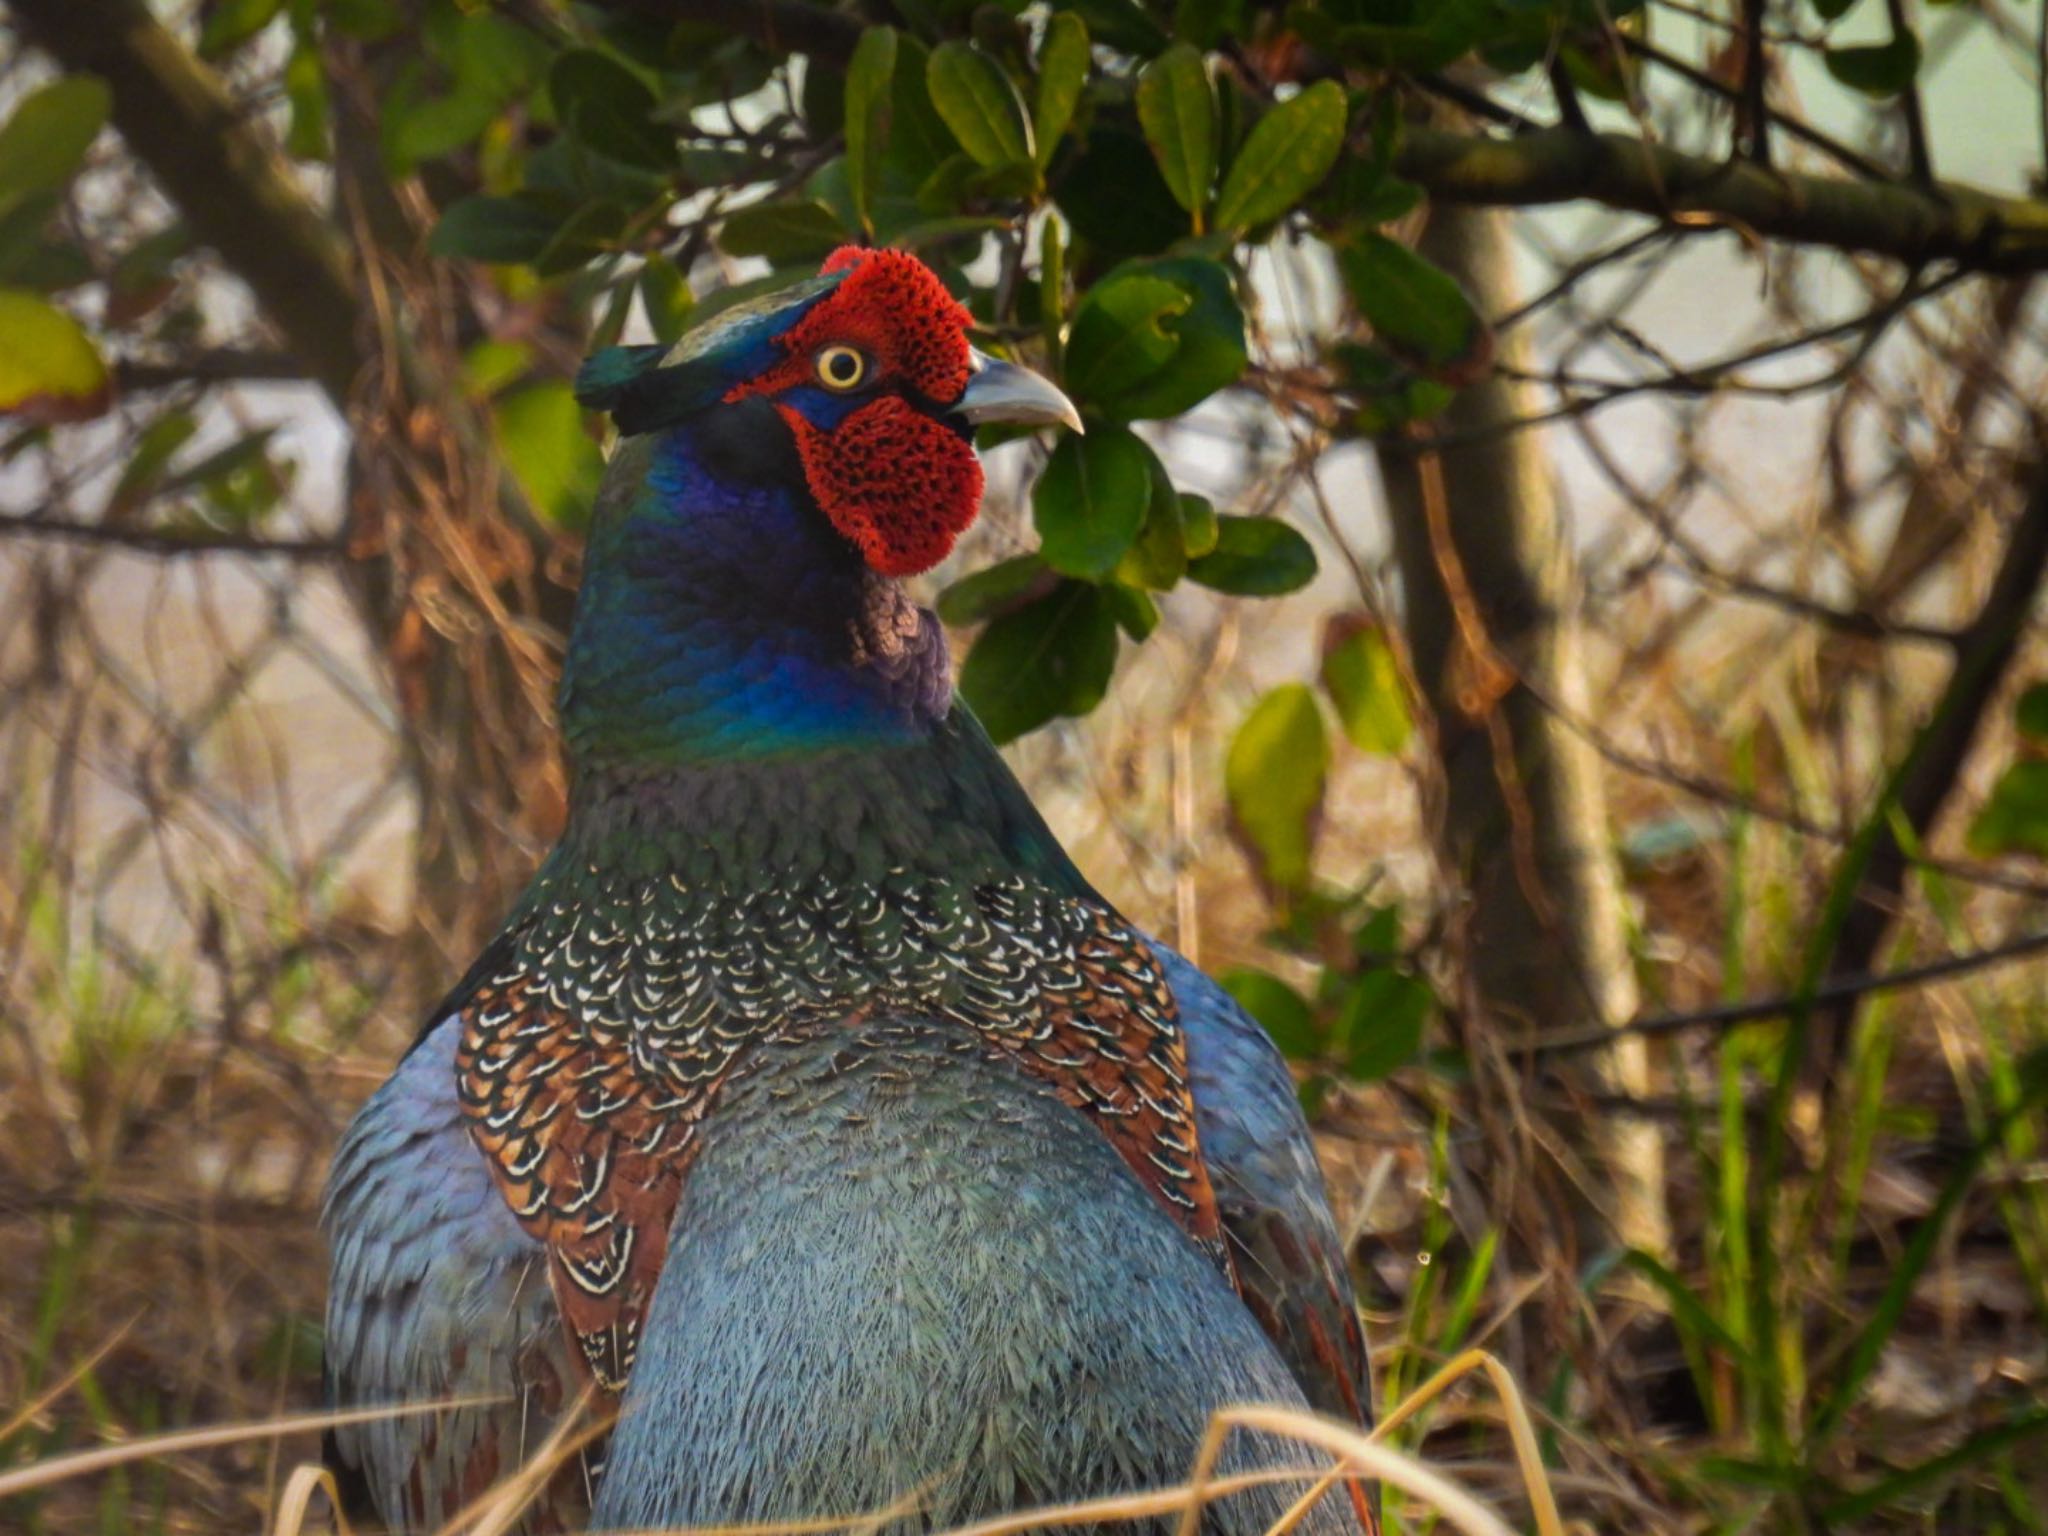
[814,345,869,392]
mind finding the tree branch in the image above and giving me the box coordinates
[1526,928,2048,1057]
[7,0,364,404]
[1394,126,2048,273]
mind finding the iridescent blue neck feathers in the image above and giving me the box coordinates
[557,415,951,774]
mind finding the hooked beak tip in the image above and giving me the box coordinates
[955,350,1084,435]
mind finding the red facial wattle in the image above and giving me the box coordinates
[727,247,984,577]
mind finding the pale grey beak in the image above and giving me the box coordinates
[953,349,1084,434]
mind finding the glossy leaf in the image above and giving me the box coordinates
[1055,0,1171,57]
[1063,273,1188,406]
[1967,760,2048,860]
[199,0,286,57]
[1825,30,1922,97]
[1332,968,1431,1080]
[639,256,694,345]
[493,382,602,532]
[0,289,108,424]
[845,27,899,233]
[0,78,111,223]
[1321,618,1410,754]
[1105,581,1161,640]
[1093,257,1245,419]
[1180,491,1219,556]
[1339,233,1494,385]
[1117,458,1188,590]
[1033,13,1091,171]
[1053,124,1188,255]
[283,38,331,160]
[936,552,1056,625]
[958,579,1120,742]
[1136,43,1216,223]
[1187,514,1317,595]
[889,36,959,179]
[1033,424,1154,578]
[926,43,1032,169]
[1220,967,1321,1058]
[550,50,673,170]
[1214,80,1347,234]
[429,195,560,263]
[1226,683,1328,893]
[718,198,848,263]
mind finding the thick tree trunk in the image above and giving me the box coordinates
[1377,204,1670,1259]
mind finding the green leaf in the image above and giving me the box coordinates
[550,50,673,170]
[1063,273,1188,406]
[1220,967,1321,1058]
[107,411,198,516]
[2017,682,2048,743]
[1093,257,1246,419]
[1136,43,1216,225]
[1825,29,1921,97]
[1188,514,1317,595]
[1332,966,1432,1080]
[492,382,603,531]
[1967,760,2048,860]
[1180,491,1218,556]
[0,78,111,224]
[1226,683,1328,892]
[1338,233,1494,385]
[1052,124,1188,256]
[889,36,959,180]
[718,199,849,263]
[926,43,1033,170]
[845,27,899,234]
[1057,0,1171,56]
[958,579,1120,742]
[1321,619,1410,754]
[936,552,1056,625]
[199,0,286,57]
[638,256,694,345]
[429,195,562,264]
[1033,13,1091,171]
[460,338,533,398]
[1215,80,1348,234]
[0,289,108,424]
[1033,424,1154,578]
[1117,458,1188,590]
[283,38,331,160]
[1104,581,1160,640]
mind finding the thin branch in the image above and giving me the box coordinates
[114,349,306,392]
[1885,0,1935,185]
[1740,0,1771,168]
[1621,36,1892,181]
[0,512,347,561]
[1648,557,1963,648]
[1525,928,2048,1056]
[1524,676,2048,905]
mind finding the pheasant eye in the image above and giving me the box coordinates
[814,345,868,392]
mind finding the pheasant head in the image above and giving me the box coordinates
[576,246,1079,577]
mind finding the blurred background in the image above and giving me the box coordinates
[2,0,2046,1530]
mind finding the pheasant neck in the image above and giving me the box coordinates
[557,423,952,783]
